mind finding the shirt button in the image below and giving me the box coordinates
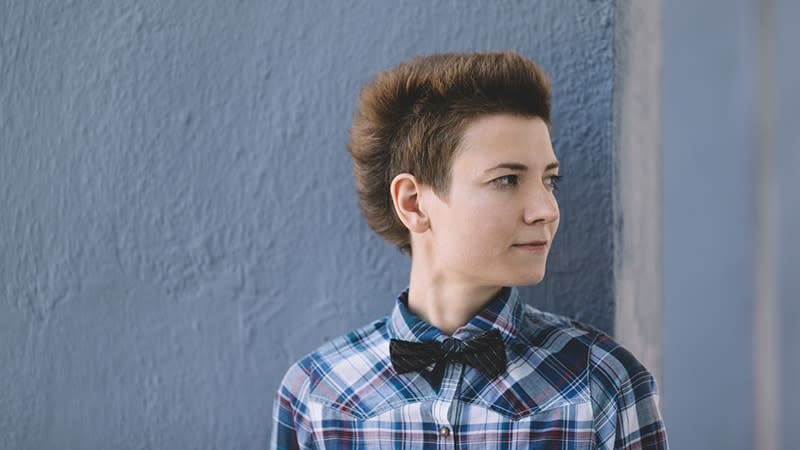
[439,426,450,437]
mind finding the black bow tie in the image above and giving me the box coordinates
[390,329,507,379]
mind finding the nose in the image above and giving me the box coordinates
[522,186,559,225]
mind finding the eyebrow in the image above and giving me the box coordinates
[484,161,560,173]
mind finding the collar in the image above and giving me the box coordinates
[387,286,524,346]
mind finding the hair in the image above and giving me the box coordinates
[347,51,552,255]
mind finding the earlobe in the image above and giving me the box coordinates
[390,173,429,233]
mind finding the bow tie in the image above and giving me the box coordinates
[389,329,507,379]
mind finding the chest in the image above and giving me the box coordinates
[304,362,596,449]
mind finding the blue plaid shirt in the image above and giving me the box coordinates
[271,287,668,449]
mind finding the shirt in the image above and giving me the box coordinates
[271,287,668,449]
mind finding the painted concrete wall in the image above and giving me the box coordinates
[774,0,800,446]
[662,0,799,448]
[662,1,757,448]
[0,1,646,448]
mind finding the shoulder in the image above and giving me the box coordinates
[272,320,388,448]
[277,317,391,402]
[586,329,662,442]
[588,332,655,396]
[513,304,605,368]
[518,303,605,344]
[531,313,668,448]
[517,304,655,393]
[517,305,664,426]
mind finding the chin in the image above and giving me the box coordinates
[504,269,546,286]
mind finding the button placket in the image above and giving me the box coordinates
[431,360,462,447]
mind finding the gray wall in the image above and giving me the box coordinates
[662,1,756,447]
[0,1,640,448]
[774,0,800,446]
[662,0,799,448]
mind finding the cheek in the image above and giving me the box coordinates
[436,189,519,256]
[454,200,516,249]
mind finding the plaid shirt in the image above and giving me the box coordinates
[271,287,668,449]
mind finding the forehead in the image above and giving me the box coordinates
[453,114,555,172]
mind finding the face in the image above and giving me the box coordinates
[417,114,560,287]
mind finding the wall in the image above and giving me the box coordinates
[612,0,662,382]
[0,1,649,448]
[662,1,757,447]
[662,0,799,448]
[774,0,800,446]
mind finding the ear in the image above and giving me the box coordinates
[390,173,430,234]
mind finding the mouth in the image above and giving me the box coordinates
[512,240,549,252]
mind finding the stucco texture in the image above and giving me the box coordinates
[0,1,619,447]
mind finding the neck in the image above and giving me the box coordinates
[406,261,503,336]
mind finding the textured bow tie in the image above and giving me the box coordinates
[389,328,507,379]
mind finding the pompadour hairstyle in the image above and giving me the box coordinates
[347,51,552,255]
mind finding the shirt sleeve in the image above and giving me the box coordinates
[590,336,669,449]
[270,363,315,450]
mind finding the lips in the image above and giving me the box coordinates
[512,240,549,253]
[514,240,548,246]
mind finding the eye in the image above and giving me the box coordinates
[493,174,519,188]
[545,175,562,191]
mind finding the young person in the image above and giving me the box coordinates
[271,52,668,449]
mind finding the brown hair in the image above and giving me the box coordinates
[347,51,552,255]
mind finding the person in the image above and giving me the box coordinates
[270,51,668,449]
